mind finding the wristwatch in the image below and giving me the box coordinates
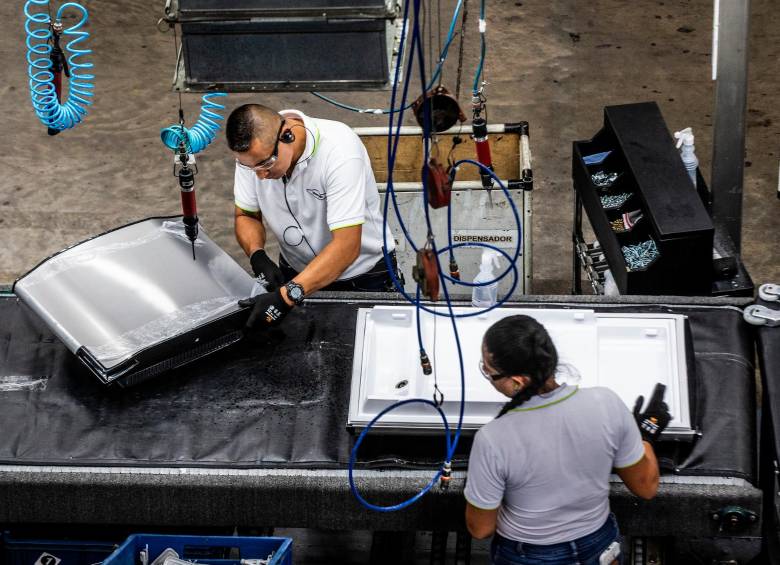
[284,281,306,306]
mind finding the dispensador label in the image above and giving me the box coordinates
[452,230,520,251]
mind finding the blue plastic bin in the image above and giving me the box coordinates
[102,535,292,565]
[1,532,119,565]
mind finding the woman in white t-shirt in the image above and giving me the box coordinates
[464,315,669,565]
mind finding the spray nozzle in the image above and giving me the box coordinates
[674,127,695,149]
[480,249,501,271]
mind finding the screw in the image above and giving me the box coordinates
[591,171,620,188]
[600,192,632,209]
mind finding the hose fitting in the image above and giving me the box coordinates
[420,349,433,375]
[440,461,452,490]
[449,259,460,280]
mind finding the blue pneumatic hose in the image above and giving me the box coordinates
[311,0,464,115]
[25,0,94,131]
[350,0,519,512]
[160,93,228,154]
[349,0,466,513]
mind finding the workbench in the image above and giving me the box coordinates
[0,293,762,548]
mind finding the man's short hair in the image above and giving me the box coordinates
[225,104,281,153]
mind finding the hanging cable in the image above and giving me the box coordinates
[437,0,443,86]
[454,0,469,103]
[379,0,517,319]
[349,0,522,512]
[310,0,464,115]
[25,0,94,132]
[349,0,467,509]
[472,0,487,97]
[426,0,433,87]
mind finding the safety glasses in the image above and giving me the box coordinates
[479,359,508,382]
[235,119,286,172]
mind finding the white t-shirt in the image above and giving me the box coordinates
[233,109,395,280]
[464,385,644,544]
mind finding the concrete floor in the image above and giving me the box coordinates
[0,0,778,293]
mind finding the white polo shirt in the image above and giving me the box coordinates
[233,109,394,280]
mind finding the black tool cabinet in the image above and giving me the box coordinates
[572,102,751,296]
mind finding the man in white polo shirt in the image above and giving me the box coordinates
[225,104,399,329]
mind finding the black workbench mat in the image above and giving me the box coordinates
[0,297,756,481]
[757,298,780,460]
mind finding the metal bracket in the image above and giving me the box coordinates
[710,505,758,532]
[743,304,780,327]
[759,283,780,302]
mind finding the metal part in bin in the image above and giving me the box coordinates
[103,534,292,565]
[1,532,119,565]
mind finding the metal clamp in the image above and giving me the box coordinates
[710,505,758,532]
[743,304,780,327]
[759,283,780,302]
[433,384,444,407]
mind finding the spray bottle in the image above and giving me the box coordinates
[472,249,501,308]
[673,127,699,188]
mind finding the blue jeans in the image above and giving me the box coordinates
[490,513,623,565]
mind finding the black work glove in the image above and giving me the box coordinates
[250,249,285,291]
[632,383,673,445]
[238,289,292,330]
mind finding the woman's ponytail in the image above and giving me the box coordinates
[497,381,542,417]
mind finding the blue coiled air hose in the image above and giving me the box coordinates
[160,92,228,154]
[25,0,94,131]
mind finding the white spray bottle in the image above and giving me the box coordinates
[673,127,699,188]
[472,249,501,308]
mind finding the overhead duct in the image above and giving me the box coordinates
[164,0,404,92]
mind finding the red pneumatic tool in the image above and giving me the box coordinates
[174,136,199,260]
[472,116,494,191]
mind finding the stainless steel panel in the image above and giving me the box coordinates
[15,217,253,370]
